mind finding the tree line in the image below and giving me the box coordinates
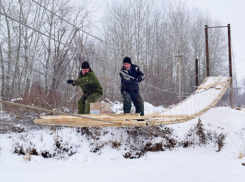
[0,0,241,111]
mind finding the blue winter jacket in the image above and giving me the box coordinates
[120,64,145,92]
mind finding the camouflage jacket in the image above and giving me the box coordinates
[74,69,103,97]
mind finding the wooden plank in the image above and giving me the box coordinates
[215,81,227,90]
[35,118,125,124]
[36,117,124,123]
[58,124,145,127]
[147,117,194,126]
[143,112,161,119]
[197,76,222,90]
[35,113,146,127]
[150,115,191,118]
[34,118,146,127]
[69,120,147,127]
[40,113,141,119]
[197,77,209,90]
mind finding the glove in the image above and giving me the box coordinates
[136,76,142,82]
[67,80,74,84]
[130,77,136,81]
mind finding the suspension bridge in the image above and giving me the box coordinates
[34,76,231,127]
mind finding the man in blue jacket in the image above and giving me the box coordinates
[120,57,145,116]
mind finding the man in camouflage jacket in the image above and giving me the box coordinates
[67,61,103,114]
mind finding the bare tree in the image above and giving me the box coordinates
[0,0,94,107]
[97,0,229,106]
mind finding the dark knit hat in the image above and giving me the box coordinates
[81,61,90,69]
[123,57,132,64]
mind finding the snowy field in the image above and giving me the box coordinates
[0,105,245,182]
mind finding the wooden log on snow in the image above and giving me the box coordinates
[34,113,146,127]
[34,118,147,127]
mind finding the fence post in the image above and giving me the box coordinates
[205,25,210,77]
[195,59,199,89]
[227,24,234,108]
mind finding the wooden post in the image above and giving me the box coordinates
[204,24,234,108]
[178,57,182,102]
[227,24,234,108]
[195,59,199,89]
[174,55,183,102]
[205,25,210,77]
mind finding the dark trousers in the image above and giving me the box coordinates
[121,91,144,116]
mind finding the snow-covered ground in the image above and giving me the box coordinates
[0,104,245,182]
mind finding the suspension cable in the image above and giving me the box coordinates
[32,0,204,95]
[32,0,117,50]
[0,7,231,99]
[0,8,206,97]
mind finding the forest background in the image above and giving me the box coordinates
[0,0,244,114]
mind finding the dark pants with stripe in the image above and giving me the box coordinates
[121,91,144,116]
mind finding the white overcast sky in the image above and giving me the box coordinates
[185,0,245,84]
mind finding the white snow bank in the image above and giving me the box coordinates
[0,107,244,182]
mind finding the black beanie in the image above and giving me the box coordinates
[81,61,90,69]
[123,57,132,64]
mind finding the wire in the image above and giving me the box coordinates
[1,59,50,77]
[32,0,117,50]
[0,10,175,96]
[32,0,203,95]
[0,11,66,47]
[0,7,231,99]
[2,7,178,96]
